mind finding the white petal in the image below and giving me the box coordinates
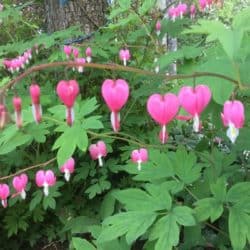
[193,115,200,132]
[226,123,239,144]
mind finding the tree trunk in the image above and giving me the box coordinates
[45,0,108,34]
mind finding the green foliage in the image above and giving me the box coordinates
[0,1,250,250]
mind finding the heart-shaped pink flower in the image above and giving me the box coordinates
[178,84,211,132]
[147,93,179,126]
[101,79,129,132]
[56,80,79,108]
[147,93,179,143]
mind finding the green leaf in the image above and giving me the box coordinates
[80,98,99,117]
[98,211,156,245]
[194,197,223,222]
[170,148,201,184]
[173,206,196,226]
[210,177,227,202]
[100,192,116,220]
[229,206,249,250]
[118,0,131,9]
[63,216,97,234]
[29,190,43,211]
[53,124,88,166]
[227,182,250,203]
[113,187,171,212]
[43,196,56,210]
[82,116,103,130]
[150,214,180,250]
[72,238,96,250]
[124,149,174,181]
[139,0,155,15]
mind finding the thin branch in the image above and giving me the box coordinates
[0,157,56,181]
[2,61,246,93]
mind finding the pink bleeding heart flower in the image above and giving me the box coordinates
[0,184,10,208]
[12,174,28,199]
[35,170,56,196]
[190,4,196,19]
[75,57,86,73]
[155,20,161,36]
[64,45,72,59]
[73,48,79,58]
[0,4,4,12]
[221,100,245,143]
[60,157,75,181]
[89,141,107,167]
[168,6,179,21]
[30,84,42,123]
[131,148,148,171]
[147,93,179,144]
[119,49,131,66]
[102,79,129,132]
[56,80,79,126]
[12,96,22,128]
[85,47,92,63]
[177,3,188,18]
[199,0,207,11]
[0,104,7,129]
[178,85,211,132]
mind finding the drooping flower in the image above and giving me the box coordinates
[0,104,8,129]
[29,84,42,123]
[221,100,245,143]
[101,79,129,132]
[178,85,211,132]
[73,48,79,58]
[64,45,72,59]
[12,96,22,128]
[131,148,148,170]
[85,47,92,63]
[177,3,187,18]
[35,170,56,196]
[190,4,196,19]
[60,157,75,181]
[12,174,28,199]
[119,49,131,66]
[168,6,179,21]
[56,80,79,126]
[75,57,86,73]
[147,93,179,143]
[155,20,161,36]
[0,184,10,208]
[89,141,107,167]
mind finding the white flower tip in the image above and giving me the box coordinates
[64,171,71,182]
[21,190,26,200]
[227,124,239,144]
[98,155,103,167]
[193,115,200,133]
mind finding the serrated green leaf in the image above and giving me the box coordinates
[229,206,249,250]
[139,0,155,15]
[29,190,43,211]
[100,192,116,220]
[173,206,196,226]
[72,237,96,250]
[227,182,250,203]
[113,187,171,212]
[98,211,156,245]
[170,148,201,184]
[194,197,223,222]
[150,214,180,250]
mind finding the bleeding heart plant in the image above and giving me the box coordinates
[56,80,79,126]
[101,79,129,132]
[147,93,179,144]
